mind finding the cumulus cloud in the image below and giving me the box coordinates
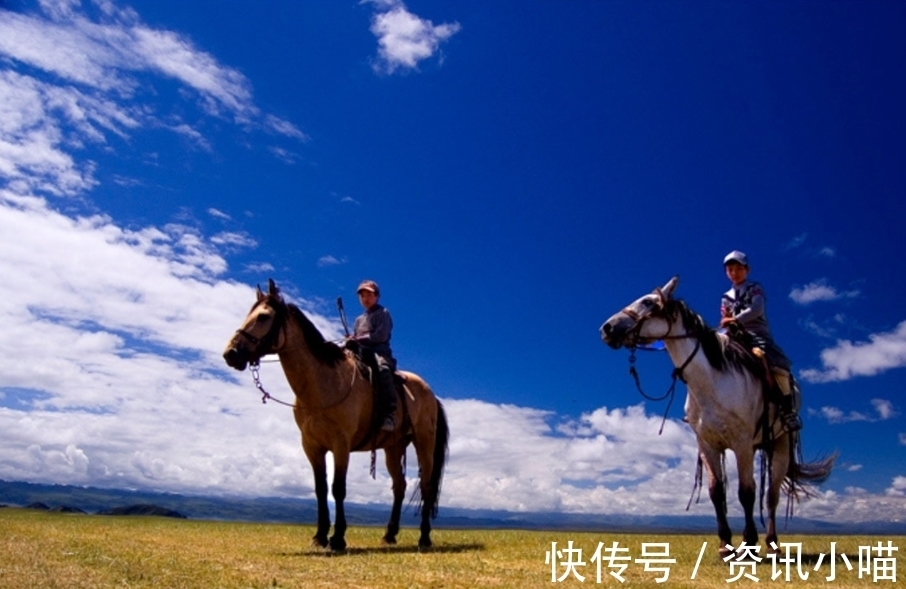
[809,399,896,424]
[2,0,903,525]
[885,476,906,497]
[789,279,860,305]
[366,0,461,74]
[800,321,906,382]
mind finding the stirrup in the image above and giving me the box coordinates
[381,414,396,432]
[781,410,802,433]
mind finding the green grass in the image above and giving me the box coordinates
[0,508,902,588]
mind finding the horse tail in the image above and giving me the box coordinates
[410,399,450,519]
[426,401,449,518]
[784,444,837,501]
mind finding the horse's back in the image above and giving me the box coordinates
[398,370,440,427]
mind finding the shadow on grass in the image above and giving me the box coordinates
[277,542,486,557]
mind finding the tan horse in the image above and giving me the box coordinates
[223,279,449,551]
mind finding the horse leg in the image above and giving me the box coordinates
[765,436,790,553]
[381,444,407,545]
[304,446,330,548]
[701,447,733,557]
[329,452,350,552]
[736,448,759,549]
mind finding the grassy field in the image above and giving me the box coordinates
[0,507,902,588]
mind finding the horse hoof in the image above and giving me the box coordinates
[718,546,735,560]
[381,535,397,546]
[418,537,433,551]
[329,536,347,552]
[311,536,329,549]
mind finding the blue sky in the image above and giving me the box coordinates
[1,0,904,524]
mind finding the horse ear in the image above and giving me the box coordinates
[268,278,279,298]
[662,275,679,299]
[256,284,265,301]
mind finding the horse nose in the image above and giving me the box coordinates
[601,322,613,337]
[223,347,240,368]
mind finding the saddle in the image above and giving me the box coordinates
[344,341,408,390]
[343,341,411,434]
[724,325,783,406]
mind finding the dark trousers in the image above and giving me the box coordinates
[361,347,397,414]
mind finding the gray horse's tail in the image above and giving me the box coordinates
[784,446,837,502]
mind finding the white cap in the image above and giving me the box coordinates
[723,250,749,266]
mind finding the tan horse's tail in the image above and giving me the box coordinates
[411,400,450,519]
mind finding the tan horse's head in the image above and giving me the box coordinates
[223,279,286,371]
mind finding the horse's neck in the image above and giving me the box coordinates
[663,336,710,384]
[277,319,348,411]
[663,328,759,416]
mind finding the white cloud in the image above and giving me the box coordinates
[801,321,906,382]
[872,398,897,420]
[170,123,211,151]
[789,279,860,305]
[899,433,906,446]
[210,231,257,249]
[244,261,275,274]
[1,0,903,526]
[0,190,902,521]
[0,0,304,176]
[808,399,896,424]
[367,0,461,74]
[317,254,347,267]
[207,208,231,221]
[264,114,307,141]
[886,476,906,497]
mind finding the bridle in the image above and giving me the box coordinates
[232,298,287,358]
[620,289,702,434]
[231,298,294,406]
[231,297,359,412]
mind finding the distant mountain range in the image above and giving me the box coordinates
[2,479,904,536]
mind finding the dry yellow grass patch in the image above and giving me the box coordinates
[0,508,902,588]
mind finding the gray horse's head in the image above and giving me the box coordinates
[600,276,679,349]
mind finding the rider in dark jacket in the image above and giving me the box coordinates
[720,251,802,433]
[349,280,398,431]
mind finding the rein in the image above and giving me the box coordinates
[248,351,360,413]
[623,302,701,435]
[250,360,295,407]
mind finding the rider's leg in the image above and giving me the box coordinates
[375,354,398,431]
[772,368,802,432]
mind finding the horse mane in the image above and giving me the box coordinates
[282,301,347,367]
[666,299,766,380]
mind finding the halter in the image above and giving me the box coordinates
[232,297,293,405]
[621,292,701,434]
